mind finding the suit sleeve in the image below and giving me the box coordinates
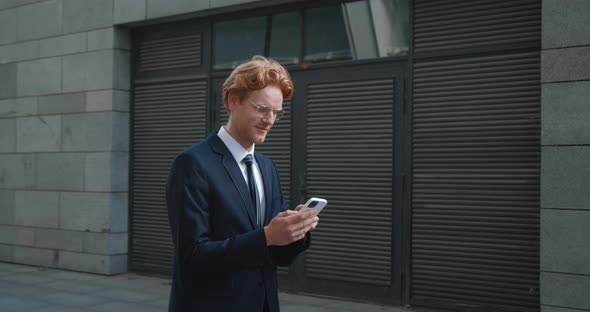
[167,153,268,277]
[267,162,311,267]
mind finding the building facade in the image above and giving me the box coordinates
[0,0,588,311]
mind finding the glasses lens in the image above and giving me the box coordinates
[275,109,285,120]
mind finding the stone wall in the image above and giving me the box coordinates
[540,0,590,311]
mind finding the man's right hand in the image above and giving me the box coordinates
[264,208,319,246]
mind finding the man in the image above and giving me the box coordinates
[166,55,319,312]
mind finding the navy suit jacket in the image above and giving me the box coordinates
[166,132,310,312]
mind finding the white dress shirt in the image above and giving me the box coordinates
[218,126,266,223]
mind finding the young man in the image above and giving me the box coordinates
[166,56,319,312]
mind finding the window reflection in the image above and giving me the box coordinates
[212,0,409,69]
[214,17,266,69]
[304,0,409,63]
[269,12,301,64]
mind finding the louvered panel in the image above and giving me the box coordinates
[414,0,541,55]
[131,80,208,274]
[412,51,540,311]
[138,33,202,72]
[305,78,393,286]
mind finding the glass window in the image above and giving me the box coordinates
[304,0,409,63]
[214,17,267,69]
[269,12,301,65]
[304,5,352,62]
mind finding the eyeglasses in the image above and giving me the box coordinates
[246,98,286,120]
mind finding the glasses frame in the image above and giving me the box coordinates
[246,98,286,120]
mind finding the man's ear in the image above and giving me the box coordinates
[227,92,240,113]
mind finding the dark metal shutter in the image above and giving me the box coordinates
[414,0,541,55]
[411,52,540,311]
[138,33,202,72]
[411,1,541,310]
[305,78,394,285]
[131,23,208,274]
[130,80,208,274]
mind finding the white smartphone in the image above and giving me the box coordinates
[299,197,327,217]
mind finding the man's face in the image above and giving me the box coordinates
[227,85,283,150]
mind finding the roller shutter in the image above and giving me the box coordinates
[411,1,541,310]
[130,80,208,274]
[130,26,208,274]
[305,78,394,286]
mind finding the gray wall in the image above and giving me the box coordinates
[541,0,590,311]
[0,0,262,275]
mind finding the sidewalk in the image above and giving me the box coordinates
[0,262,410,312]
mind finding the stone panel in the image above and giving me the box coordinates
[147,0,208,19]
[0,97,37,118]
[17,57,62,96]
[58,251,127,275]
[0,41,40,64]
[14,246,58,267]
[39,32,87,58]
[114,0,146,24]
[112,112,129,151]
[85,152,129,192]
[38,93,86,115]
[0,225,16,245]
[16,0,61,41]
[87,27,130,51]
[0,0,47,11]
[541,272,590,310]
[14,190,59,228]
[542,47,590,82]
[34,228,83,252]
[0,154,36,189]
[62,0,113,33]
[541,209,590,275]
[0,244,14,262]
[0,63,17,99]
[110,193,128,233]
[0,8,17,45]
[62,50,114,92]
[59,192,112,232]
[209,0,258,9]
[543,0,590,49]
[0,118,15,152]
[62,112,113,151]
[36,153,85,191]
[0,190,15,225]
[82,232,127,255]
[14,226,35,246]
[86,90,130,112]
[542,81,590,145]
[541,146,590,210]
[16,115,61,152]
[113,50,131,90]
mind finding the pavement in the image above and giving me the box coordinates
[0,262,412,312]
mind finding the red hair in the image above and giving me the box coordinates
[222,55,293,111]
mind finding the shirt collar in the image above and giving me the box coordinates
[218,126,255,164]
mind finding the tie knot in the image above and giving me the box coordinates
[242,154,253,166]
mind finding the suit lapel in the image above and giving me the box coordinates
[208,133,257,229]
[255,152,273,226]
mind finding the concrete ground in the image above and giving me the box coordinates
[0,262,412,312]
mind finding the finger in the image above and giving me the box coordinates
[294,204,304,212]
[291,218,316,232]
[284,211,311,224]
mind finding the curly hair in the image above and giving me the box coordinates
[222,55,293,111]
